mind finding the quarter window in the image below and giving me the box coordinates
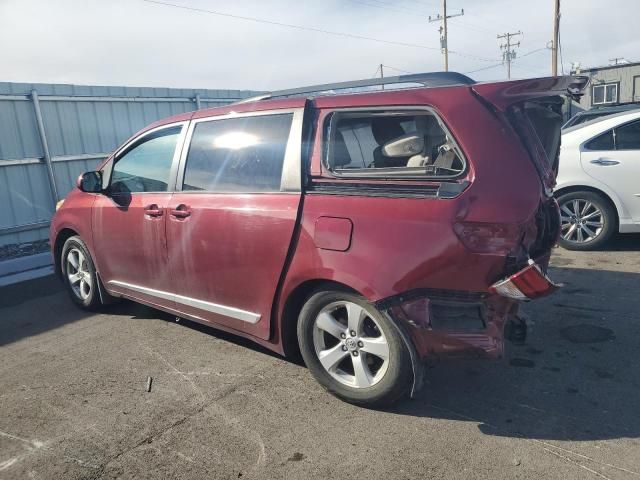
[110,126,182,193]
[615,120,640,150]
[183,114,293,192]
[592,83,618,106]
[326,111,464,178]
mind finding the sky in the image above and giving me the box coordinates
[0,0,638,91]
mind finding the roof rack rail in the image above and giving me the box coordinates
[236,71,475,104]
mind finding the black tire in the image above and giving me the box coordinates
[60,236,103,310]
[297,290,412,407]
[556,191,616,251]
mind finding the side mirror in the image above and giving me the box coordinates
[77,171,103,193]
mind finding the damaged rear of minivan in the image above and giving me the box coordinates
[286,74,588,405]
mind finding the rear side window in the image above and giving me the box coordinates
[615,120,640,150]
[183,114,293,192]
[585,130,615,151]
[110,126,182,193]
[325,111,464,178]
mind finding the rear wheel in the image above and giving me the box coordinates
[297,290,412,406]
[556,191,616,251]
[61,236,103,310]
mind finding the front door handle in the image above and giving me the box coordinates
[170,204,191,218]
[590,158,620,166]
[144,204,163,217]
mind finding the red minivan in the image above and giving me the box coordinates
[51,72,587,406]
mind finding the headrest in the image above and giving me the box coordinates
[371,117,406,145]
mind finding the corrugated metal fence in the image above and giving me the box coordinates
[0,82,261,248]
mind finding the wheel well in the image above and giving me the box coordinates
[554,185,619,226]
[279,279,359,360]
[53,228,78,278]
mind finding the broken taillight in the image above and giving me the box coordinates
[489,259,559,300]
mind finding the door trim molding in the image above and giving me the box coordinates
[107,280,261,324]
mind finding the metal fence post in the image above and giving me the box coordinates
[30,89,59,206]
[194,93,201,110]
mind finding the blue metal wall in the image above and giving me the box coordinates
[0,82,262,247]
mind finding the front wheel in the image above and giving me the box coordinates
[61,236,103,310]
[556,191,616,251]
[297,290,412,406]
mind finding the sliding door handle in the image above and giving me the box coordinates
[170,204,191,218]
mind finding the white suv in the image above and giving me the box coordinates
[556,110,640,250]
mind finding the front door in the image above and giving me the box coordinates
[92,123,187,309]
[581,119,640,222]
[166,108,304,340]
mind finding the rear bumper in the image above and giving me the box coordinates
[379,258,558,360]
[377,290,520,360]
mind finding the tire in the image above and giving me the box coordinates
[60,235,103,310]
[297,290,412,407]
[556,191,616,251]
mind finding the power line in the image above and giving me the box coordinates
[346,0,429,16]
[382,64,416,74]
[141,0,499,65]
[464,62,503,74]
[141,0,442,51]
[558,23,565,74]
[448,50,500,62]
[448,18,496,35]
[518,47,549,58]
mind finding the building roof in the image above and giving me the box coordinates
[572,61,640,74]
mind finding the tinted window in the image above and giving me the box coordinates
[615,120,640,150]
[110,126,181,193]
[327,111,464,177]
[585,130,614,151]
[183,114,293,192]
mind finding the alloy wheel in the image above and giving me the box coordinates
[560,198,604,244]
[66,247,92,300]
[312,300,390,389]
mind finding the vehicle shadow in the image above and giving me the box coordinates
[106,299,285,361]
[603,233,640,252]
[391,264,640,442]
[0,274,86,347]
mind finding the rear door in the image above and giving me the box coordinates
[166,107,305,340]
[473,76,589,190]
[580,119,640,222]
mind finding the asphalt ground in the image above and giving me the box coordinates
[1,234,639,479]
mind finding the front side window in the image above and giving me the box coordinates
[326,111,464,178]
[592,83,618,105]
[110,126,182,193]
[183,114,293,192]
[615,120,640,150]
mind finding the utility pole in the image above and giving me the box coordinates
[551,0,560,76]
[380,63,384,90]
[497,31,521,79]
[428,0,464,72]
